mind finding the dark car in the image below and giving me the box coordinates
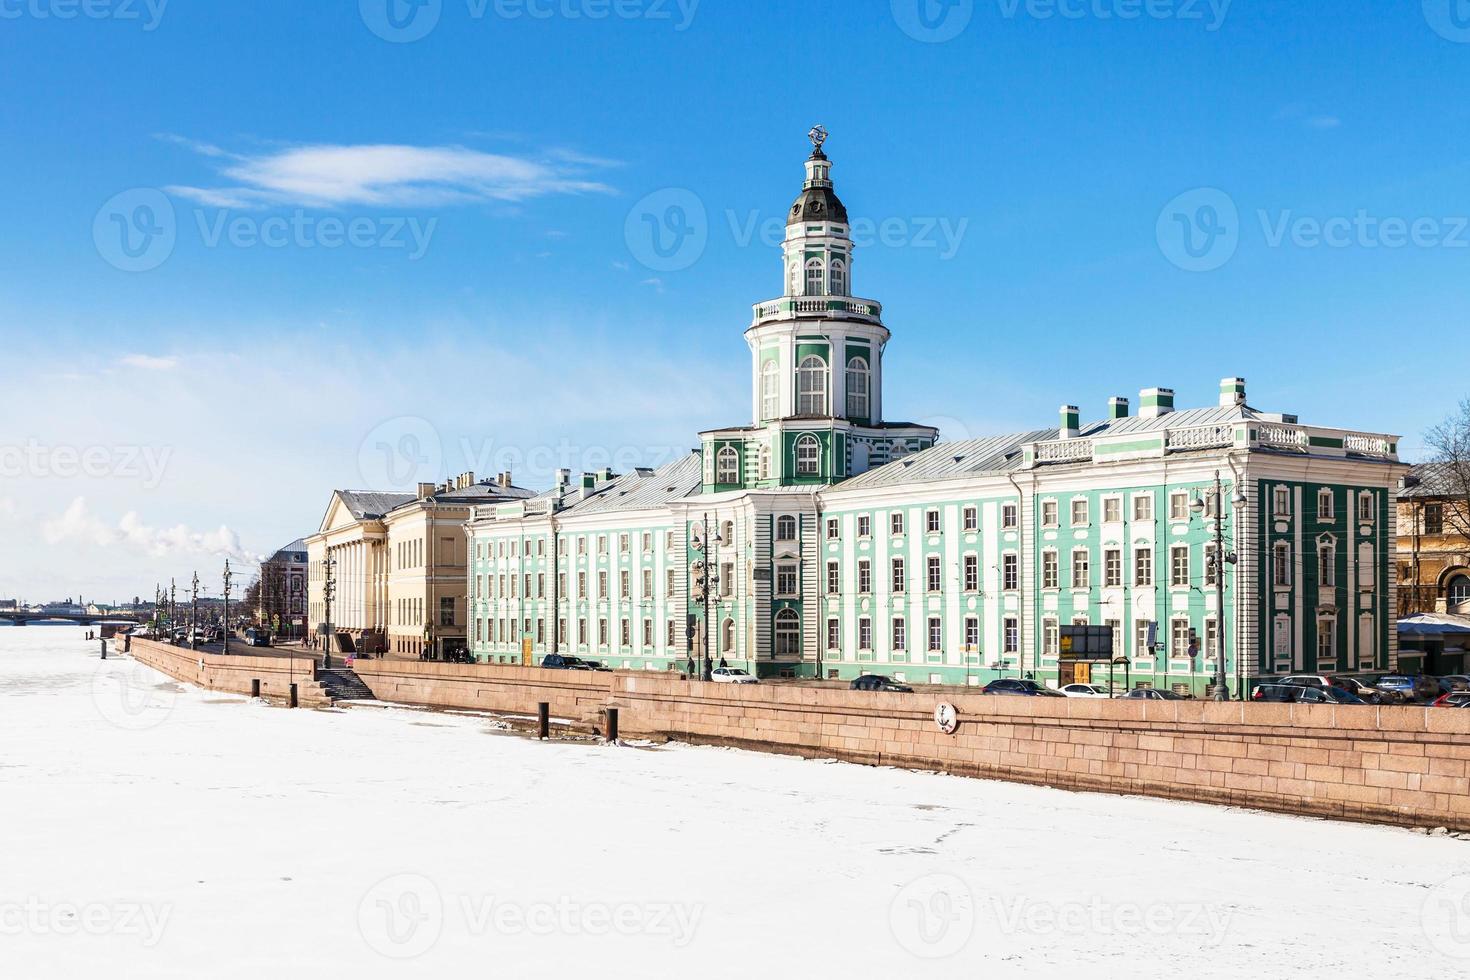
[242,627,271,648]
[540,653,589,670]
[1294,686,1366,705]
[1372,675,1441,704]
[579,659,612,672]
[1252,684,1300,703]
[983,678,1065,697]
[850,674,914,693]
[1123,688,1189,701]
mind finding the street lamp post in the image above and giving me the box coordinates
[691,514,723,682]
[1192,471,1246,701]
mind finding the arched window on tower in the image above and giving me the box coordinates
[846,356,870,420]
[722,617,735,653]
[761,360,780,420]
[715,446,739,485]
[774,608,800,656]
[805,259,824,296]
[794,434,821,477]
[758,446,771,481]
[796,356,827,415]
[830,259,847,297]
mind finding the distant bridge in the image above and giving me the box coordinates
[0,612,144,626]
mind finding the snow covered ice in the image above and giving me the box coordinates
[3,626,1469,978]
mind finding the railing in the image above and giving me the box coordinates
[1259,425,1309,451]
[1344,433,1393,457]
[1167,424,1235,451]
[750,296,883,326]
[1028,421,1395,467]
[1035,439,1094,463]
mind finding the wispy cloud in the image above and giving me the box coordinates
[1306,115,1341,130]
[162,139,617,210]
[121,353,179,371]
[43,497,259,565]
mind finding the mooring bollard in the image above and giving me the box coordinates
[250,679,260,699]
[606,707,619,743]
[123,634,131,653]
[538,702,550,740]
[289,684,298,709]
[99,639,107,660]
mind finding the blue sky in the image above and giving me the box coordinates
[1,0,1467,600]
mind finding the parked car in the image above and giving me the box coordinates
[540,653,589,670]
[1252,684,1301,703]
[1279,674,1340,689]
[577,659,612,672]
[1123,688,1188,701]
[1293,686,1366,705]
[711,667,758,684]
[849,674,913,693]
[1059,683,1114,699]
[242,627,271,648]
[1334,677,1392,704]
[1278,675,1386,703]
[984,678,1065,697]
[1431,691,1470,708]
[1371,675,1441,704]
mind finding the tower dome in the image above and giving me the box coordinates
[787,126,848,226]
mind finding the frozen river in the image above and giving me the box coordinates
[3,626,1468,978]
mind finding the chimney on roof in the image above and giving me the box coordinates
[417,482,436,500]
[579,473,597,501]
[1058,405,1080,440]
[497,471,513,488]
[1140,387,1175,419]
[1219,377,1247,408]
[596,468,613,482]
[555,468,571,488]
[1108,396,1130,420]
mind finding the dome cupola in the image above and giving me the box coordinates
[787,125,849,226]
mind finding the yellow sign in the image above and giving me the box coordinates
[522,638,533,666]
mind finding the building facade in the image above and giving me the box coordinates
[256,538,308,638]
[465,132,1408,693]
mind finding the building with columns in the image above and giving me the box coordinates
[465,130,1408,693]
[307,473,530,657]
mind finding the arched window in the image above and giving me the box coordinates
[805,259,824,296]
[1449,575,1470,608]
[722,617,735,653]
[716,446,739,485]
[788,260,801,296]
[776,515,797,541]
[721,520,734,545]
[774,608,800,656]
[830,259,847,297]
[796,356,827,415]
[758,446,771,481]
[761,360,780,420]
[794,435,821,477]
[846,356,870,420]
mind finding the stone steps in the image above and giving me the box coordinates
[317,668,377,703]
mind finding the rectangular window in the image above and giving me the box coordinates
[440,597,454,627]
[892,558,906,594]
[1071,499,1088,526]
[1103,497,1121,523]
[1134,547,1153,587]
[721,561,735,598]
[1274,543,1292,587]
[927,617,942,652]
[642,569,653,595]
[963,554,979,592]
[1425,503,1444,535]
[1003,617,1018,654]
[1002,554,1018,591]
[619,533,629,554]
[827,561,840,595]
[926,556,941,592]
[892,617,907,651]
[1358,493,1375,522]
[963,506,977,531]
[1002,504,1018,529]
[1136,620,1153,657]
[578,572,587,599]
[667,569,676,595]
[599,619,609,645]
[642,532,652,553]
[537,574,545,599]
[1104,549,1121,587]
[1273,487,1291,517]
[1042,550,1059,590]
[891,512,905,535]
[1042,618,1058,657]
[558,619,568,644]
[776,563,798,596]
[1317,489,1334,521]
[1171,618,1191,658]
[858,559,872,594]
[1041,500,1058,527]
[667,619,677,646]
[1105,618,1121,657]
[859,617,872,651]
[1072,549,1090,589]
[597,536,607,554]
[666,530,677,550]
[926,510,941,534]
[826,517,839,539]
[1133,495,1153,521]
[578,619,588,644]
[1170,491,1189,521]
[1205,618,1219,660]
[619,570,630,596]
[857,515,871,537]
[1171,545,1190,588]
[1319,545,1336,587]
[621,619,631,646]
[827,618,841,651]
[643,619,653,647]
[1204,543,1218,586]
[598,571,608,597]
[964,616,979,651]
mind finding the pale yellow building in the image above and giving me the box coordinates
[307,473,530,658]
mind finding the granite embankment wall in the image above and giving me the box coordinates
[129,638,331,707]
[349,660,1470,832]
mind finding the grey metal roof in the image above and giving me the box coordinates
[561,453,703,516]
[840,430,1053,490]
[1400,462,1468,498]
[426,483,536,504]
[336,491,414,520]
[269,538,308,561]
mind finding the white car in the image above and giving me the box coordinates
[711,667,758,684]
[1059,683,1114,699]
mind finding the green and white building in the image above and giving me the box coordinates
[466,132,1408,693]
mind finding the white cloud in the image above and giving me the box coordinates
[1307,115,1341,130]
[165,141,617,210]
[43,498,260,566]
[121,354,179,371]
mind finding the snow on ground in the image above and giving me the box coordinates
[3,626,1469,979]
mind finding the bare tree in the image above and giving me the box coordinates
[1425,399,1470,541]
